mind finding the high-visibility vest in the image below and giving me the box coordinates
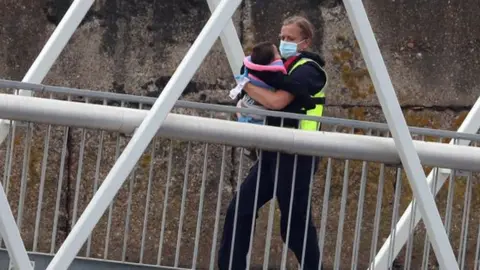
[288,58,327,131]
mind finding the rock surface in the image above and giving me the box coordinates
[0,0,479,269]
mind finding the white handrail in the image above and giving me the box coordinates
[0,93,479,172]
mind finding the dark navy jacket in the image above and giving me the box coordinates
[243,51,327,128]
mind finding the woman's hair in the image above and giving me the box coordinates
[282,15,315,41]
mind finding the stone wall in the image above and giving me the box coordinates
[1,0,480,268]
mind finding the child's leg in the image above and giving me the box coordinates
[236,114,263,161]
[235,99,243,120]
[243,147,258,161]
[238,115,264,125]
[249,118,264,125]
[237,115,253,123]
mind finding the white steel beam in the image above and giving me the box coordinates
[46,0,242,268]
[0,0,95,144]
[0,93,480,172]
[370,98,480,270]
[0,184,32,270]
[206,0,245,74]
[0,2,94,267]
[342,0,458,269]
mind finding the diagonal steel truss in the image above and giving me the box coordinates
[0,0,476,269]
[0,183,32,270]
[0,1,97,269]
[369,99,480,270]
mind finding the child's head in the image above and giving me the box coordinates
[250,42,282,65]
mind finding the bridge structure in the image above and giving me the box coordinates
[0,0,479,269]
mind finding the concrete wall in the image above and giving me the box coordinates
[1,0,480,268]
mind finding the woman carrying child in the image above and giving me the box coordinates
[218,15,328,270]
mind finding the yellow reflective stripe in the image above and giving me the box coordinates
[288,58,310,75]
[300,107,324,130]
[288,58,327,131]
[300,90,324,131]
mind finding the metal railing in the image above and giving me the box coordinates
[0,78,479,143]
[0,81,479,269]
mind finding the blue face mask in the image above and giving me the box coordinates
[279,40,298,59]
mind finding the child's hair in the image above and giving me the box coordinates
[250,41,276,65]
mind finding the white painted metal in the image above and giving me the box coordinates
[370,97,480,270]
[0,0,96,144]
[0,122,9,149]
[206,0,245,74]
[342,0,458,269]
[0,184,32,270]
[0,1,95,269]
[46,0,243,268]
[0,94,480,172]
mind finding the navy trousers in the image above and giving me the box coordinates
[218,151,321,269]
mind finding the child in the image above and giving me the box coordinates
[229,42,316,160]
[235,41,287,125]
[229,42,287,161]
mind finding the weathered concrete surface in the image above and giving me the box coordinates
[1,0,480,269]
[0,0,238,96]
[365,0,480,106]
[323,1,480,107]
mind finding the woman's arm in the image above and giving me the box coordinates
[243,60,327,110]
[242,82,294,110]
